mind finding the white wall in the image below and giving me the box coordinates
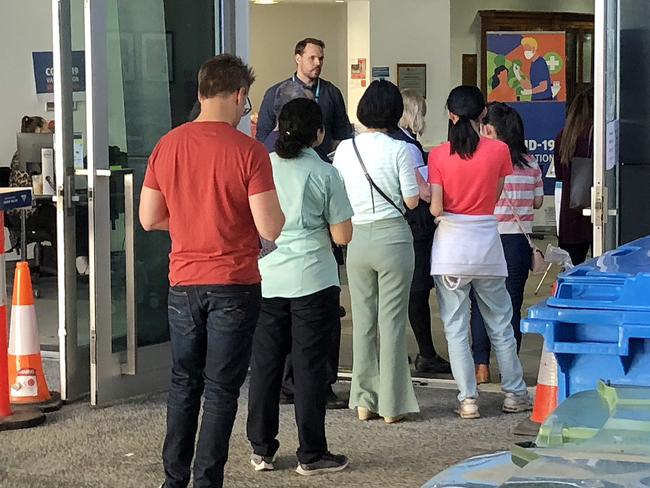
[368,0,452,147]
[249,3,348,114]
[0,1,89,166]
[0,1,54,164]
[347,0,370,127]
[450,0,595,88]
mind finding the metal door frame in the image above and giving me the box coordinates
[592,0,620,255]
[55,0,240,405]
[53,0,89,402]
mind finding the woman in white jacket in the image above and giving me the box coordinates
[427,85,530,419]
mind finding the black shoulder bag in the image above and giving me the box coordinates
[351,138,406,220]
[568,127,594,210]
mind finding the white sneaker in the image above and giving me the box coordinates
[250,453,276,471]
[455,398,480,419]
[502,392,533,413]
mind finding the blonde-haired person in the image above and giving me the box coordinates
[388,89,451,376]
[399,89,426,136]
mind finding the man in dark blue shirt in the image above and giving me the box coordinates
[256,38,352,161]
[518,36,553,101]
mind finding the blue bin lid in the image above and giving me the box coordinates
[548,236,650,311]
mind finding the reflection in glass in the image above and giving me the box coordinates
[106,0,216,349]
[583,33,593,84]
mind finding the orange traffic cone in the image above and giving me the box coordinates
[514,345,559,436]
[0,225,45,429]
[7,262,61,412]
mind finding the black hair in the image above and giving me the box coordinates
[275,98,323,159]
[446,85,486,159]
[483,102,530,169]
[357,80,403,130]
[295,38,325,55]
[491,65,508,90]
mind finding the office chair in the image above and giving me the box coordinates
[4,207,56,299]
[0,166,9,186]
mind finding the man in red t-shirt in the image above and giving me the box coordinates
[139,54,284,488]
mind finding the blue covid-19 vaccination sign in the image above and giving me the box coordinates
[32,51,86,94]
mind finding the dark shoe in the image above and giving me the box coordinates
[296,452,349,476]
[339,306,346,318]
[279,393,294,405]
[475,364,491,384]
[326,390,347,409]
[414,354,452,374]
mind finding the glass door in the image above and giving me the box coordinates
[55,0,223,405]
[592,0,620,255]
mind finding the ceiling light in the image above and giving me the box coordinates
[252,0,278,4]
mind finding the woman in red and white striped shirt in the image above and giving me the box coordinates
[470,102,543,385]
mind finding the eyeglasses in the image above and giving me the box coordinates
[243,97,252,117]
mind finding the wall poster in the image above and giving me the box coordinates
[486,31,567,229]
[350,58,367,87]
[397,64,426,98]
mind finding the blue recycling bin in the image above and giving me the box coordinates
[522,236,650,402]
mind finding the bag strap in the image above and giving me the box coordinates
[352,137,405,217]
[505,197,535,249]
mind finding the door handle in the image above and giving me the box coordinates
[92,169,137,375]
[588,208,618,217]
[122,171,137,375]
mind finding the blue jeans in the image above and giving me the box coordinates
[162,284,261,488]
[470,234,531,364]
[433,276,526,401]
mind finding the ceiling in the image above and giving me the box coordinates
[251,0,348,4]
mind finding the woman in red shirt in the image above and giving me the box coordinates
[427,86,530,419]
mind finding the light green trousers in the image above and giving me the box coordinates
[347,218,419,417]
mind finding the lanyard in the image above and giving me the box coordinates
[293,75,320,103]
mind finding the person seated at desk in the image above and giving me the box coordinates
[9,116,51,216]
[7,115,89,276]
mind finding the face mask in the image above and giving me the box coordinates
[524,50,535,60]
